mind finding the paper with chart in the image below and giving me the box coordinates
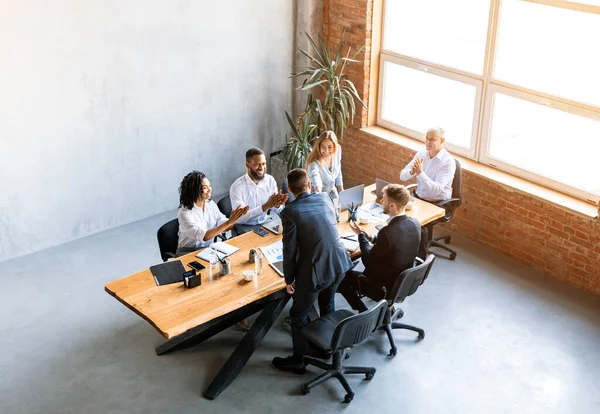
[260,240,285,277]
[359,201,388,220]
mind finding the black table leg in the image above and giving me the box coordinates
[156,299,269,356]
[203,292,291,400]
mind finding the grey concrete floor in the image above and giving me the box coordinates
[1,210,600,414]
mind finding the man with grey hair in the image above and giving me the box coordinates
[400,127,456,202]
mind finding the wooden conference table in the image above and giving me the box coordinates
[105,184,445,399]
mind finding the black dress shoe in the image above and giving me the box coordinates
[272,355,306,374]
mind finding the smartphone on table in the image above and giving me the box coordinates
[188,261,206,272]
[253,228,269,237]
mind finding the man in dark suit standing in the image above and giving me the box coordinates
[338,184,421,312]
[272,168,353,374]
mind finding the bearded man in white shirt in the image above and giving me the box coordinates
[400,127,456,202]
[230,147,289,235]
[400,127,456,258]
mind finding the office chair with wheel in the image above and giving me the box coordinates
[299,300,388,403]
[407,159,462,260]
[356,254,436,356]
[157,218,179,262]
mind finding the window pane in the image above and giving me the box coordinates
[488,92,600,196]
[495,0,600,107]
[381,61,478,150]
[383,0,491,75]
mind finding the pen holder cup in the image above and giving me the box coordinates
[220,259,231,276]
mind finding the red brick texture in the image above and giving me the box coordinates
[323,0,600,295]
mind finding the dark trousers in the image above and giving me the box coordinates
[290,276,343,356]
[337,270,369,313]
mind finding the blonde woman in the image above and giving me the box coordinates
[306,131,344,195]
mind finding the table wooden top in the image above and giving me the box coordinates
[105,184,445,339]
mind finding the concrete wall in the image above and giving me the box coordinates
[0,0,293,262]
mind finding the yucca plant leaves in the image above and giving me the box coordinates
[284,31,366,170]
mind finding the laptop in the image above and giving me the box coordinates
[373,178,390,199]
[262,217,283,235]
[339,184,365,211]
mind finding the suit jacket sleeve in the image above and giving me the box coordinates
[359,229,391,270]
[280,209,297,285]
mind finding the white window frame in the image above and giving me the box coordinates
[377,55,482,159]
[480,84,600,203]
[377,0,600,204]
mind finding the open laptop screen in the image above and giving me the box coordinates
[339,184,365,211]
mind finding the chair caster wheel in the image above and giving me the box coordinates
[418,332,425,339]
[301,385,310,395]
[389,348,397,356]
[343,393,354,403]
[365,373,375,380]
[449,253,456,260]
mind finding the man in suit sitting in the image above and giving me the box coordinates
[337,184,421,312]
[272,168,353,374]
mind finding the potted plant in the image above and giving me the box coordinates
[292,32,366,141]
[280,32,365,173]
[283,96,319,171]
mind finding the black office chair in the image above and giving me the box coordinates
[216,195,232,218]
[357,254,436,356]
[281,178,295,204]
[300,300,388,403]
[157,218,179,262]
[407,159,462,260]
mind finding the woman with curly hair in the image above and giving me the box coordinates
[176,171,249,256]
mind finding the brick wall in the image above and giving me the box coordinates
[323,0,600,295]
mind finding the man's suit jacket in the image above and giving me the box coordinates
[359,215,421,291]
[281,192,353,293]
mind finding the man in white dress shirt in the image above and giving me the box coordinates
[400,127,456,202]
[400,127,456,258]
[230,147,289,235]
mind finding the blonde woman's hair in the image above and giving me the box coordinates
[305,131,340,168]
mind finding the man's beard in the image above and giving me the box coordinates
[250,170,265,181]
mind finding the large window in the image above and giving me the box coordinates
[378,0,600,203]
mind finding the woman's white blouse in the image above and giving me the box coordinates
[177,200,228,249]
[307,146,343,194]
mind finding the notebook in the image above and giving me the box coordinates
[339,232,359,252]
[150,260,186,286]
[196,241,240,262]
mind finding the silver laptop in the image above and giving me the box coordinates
[374,178,390,199]
[339,184,365,211]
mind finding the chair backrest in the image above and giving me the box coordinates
[217,195,232,218]
[330,300,388,350]
[452,159,463,207]
[389,254,436,304]
[281,178,295,204]
[157,218,179,262]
